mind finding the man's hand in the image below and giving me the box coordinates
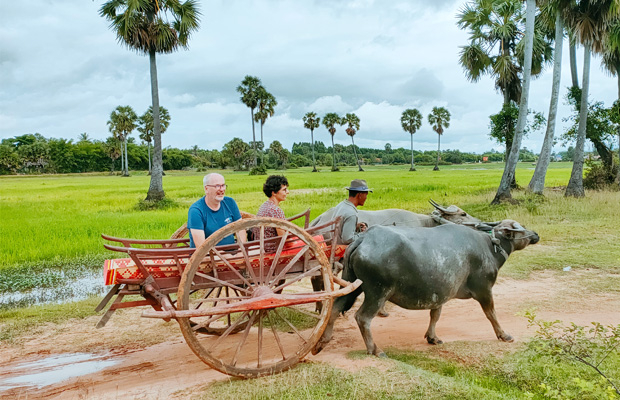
[356,222,368,232]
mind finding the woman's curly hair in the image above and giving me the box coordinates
[263,175,288,197]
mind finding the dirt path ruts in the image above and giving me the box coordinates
[1,270,619,400]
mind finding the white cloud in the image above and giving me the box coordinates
[1,0,617,156]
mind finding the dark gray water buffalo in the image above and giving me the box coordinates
[309,200,482,229]
[312,220,539,357]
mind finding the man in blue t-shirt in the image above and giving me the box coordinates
[188,173,247,248]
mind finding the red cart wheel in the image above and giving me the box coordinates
[177,217,333,378]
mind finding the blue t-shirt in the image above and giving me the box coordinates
[187,196,242,247]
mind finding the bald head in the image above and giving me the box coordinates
[203,173,224,187]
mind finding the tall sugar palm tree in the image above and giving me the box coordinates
[254,87,277,143]
[457,0,552,111]
[341,113,363,171]
[107,105,138,177]
[564,0,620,197]
[100,0,200,200]
[427,107,451,171]
[303,112,321,172]
[529,0,566,195]
[602,20,620,186]
[322,113,341,171]
[236,75,263,166]
[138,106,170,174]
[401,108,423,171]
[492,0,536,203]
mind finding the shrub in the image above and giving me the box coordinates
[249,165,267,175]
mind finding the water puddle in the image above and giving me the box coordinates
[0,270,107,309]
[0,353,118,392]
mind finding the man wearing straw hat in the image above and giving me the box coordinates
[333,179,390,317]
[332,179,372,245]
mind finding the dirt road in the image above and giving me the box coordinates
[1,270,618,399]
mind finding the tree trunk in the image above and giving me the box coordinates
[351,136,363,172]
[146,49,165,201]
[492,0,535,204]
[569,40,579,89]
[148,142,152,175]
[260,121,264,165]
[119,138,125,175]
[410,133,416,171]
[565,44,591,198]
[529,12,563,195]
[331,134,338,171]
[433,133,441,171]
[616,71,620,186]
[123,139,129,176]
[251,108,257,167]
[311,129,317,172]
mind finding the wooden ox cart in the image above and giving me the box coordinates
[96,210,361,378]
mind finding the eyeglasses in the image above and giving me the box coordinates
[206,184,227,190]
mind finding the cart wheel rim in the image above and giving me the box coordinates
[177,217,334,378]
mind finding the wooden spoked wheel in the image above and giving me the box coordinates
[177,217,334,378]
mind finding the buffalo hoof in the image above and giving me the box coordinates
[425,336,443,345]
[499,333,514,343]
[312,340,327,355]
[377,309,389,318]
[368,349,387,358]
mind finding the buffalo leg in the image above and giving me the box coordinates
[475,293,513,342]
[311,275,324,312]
[424,307,443,345]
[312,287,361,355]
[355,294,389,357]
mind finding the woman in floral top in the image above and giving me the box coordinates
[253,175,289,252]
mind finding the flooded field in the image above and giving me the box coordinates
[0,269,107,309]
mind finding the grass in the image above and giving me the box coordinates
[2,163,620,398]
[199,343,620,399]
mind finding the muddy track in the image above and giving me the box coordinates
[1,270,619,400]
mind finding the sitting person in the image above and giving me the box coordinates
[252,175,289,252]
[188,173,247,248]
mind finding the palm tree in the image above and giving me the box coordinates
[107,105,138,176]
[611,100,620,185]
[602,21,620,186]
[427,107,451,171]
[254,87,277,143]
[303,112,321,172]
[100,0,199,200]
[105,136,122,174]
[401,109,423,171]
[457,0,552,114]
[492,0,536,203]
[322,113,341,171]
[138,106,170,174]
[564,0,620,197]
[341,113,363,171]
[236,75,263,166]
[529,1,566,195]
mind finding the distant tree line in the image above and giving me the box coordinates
[0,133,550,175]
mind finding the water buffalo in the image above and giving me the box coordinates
[312,220,539,357]
[309,200,482,229]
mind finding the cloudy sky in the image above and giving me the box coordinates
[1,0,616,154]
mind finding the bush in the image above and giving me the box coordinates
[249,165,267,175]
[584,160,618,190]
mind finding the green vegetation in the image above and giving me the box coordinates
[0,297,101,342]
[201,341,620,399]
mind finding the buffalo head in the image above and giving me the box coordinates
[429,199,482,225]
[492,220,539,250]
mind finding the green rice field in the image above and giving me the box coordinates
[0,162,618,291]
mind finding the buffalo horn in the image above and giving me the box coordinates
[429,199,449,213]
